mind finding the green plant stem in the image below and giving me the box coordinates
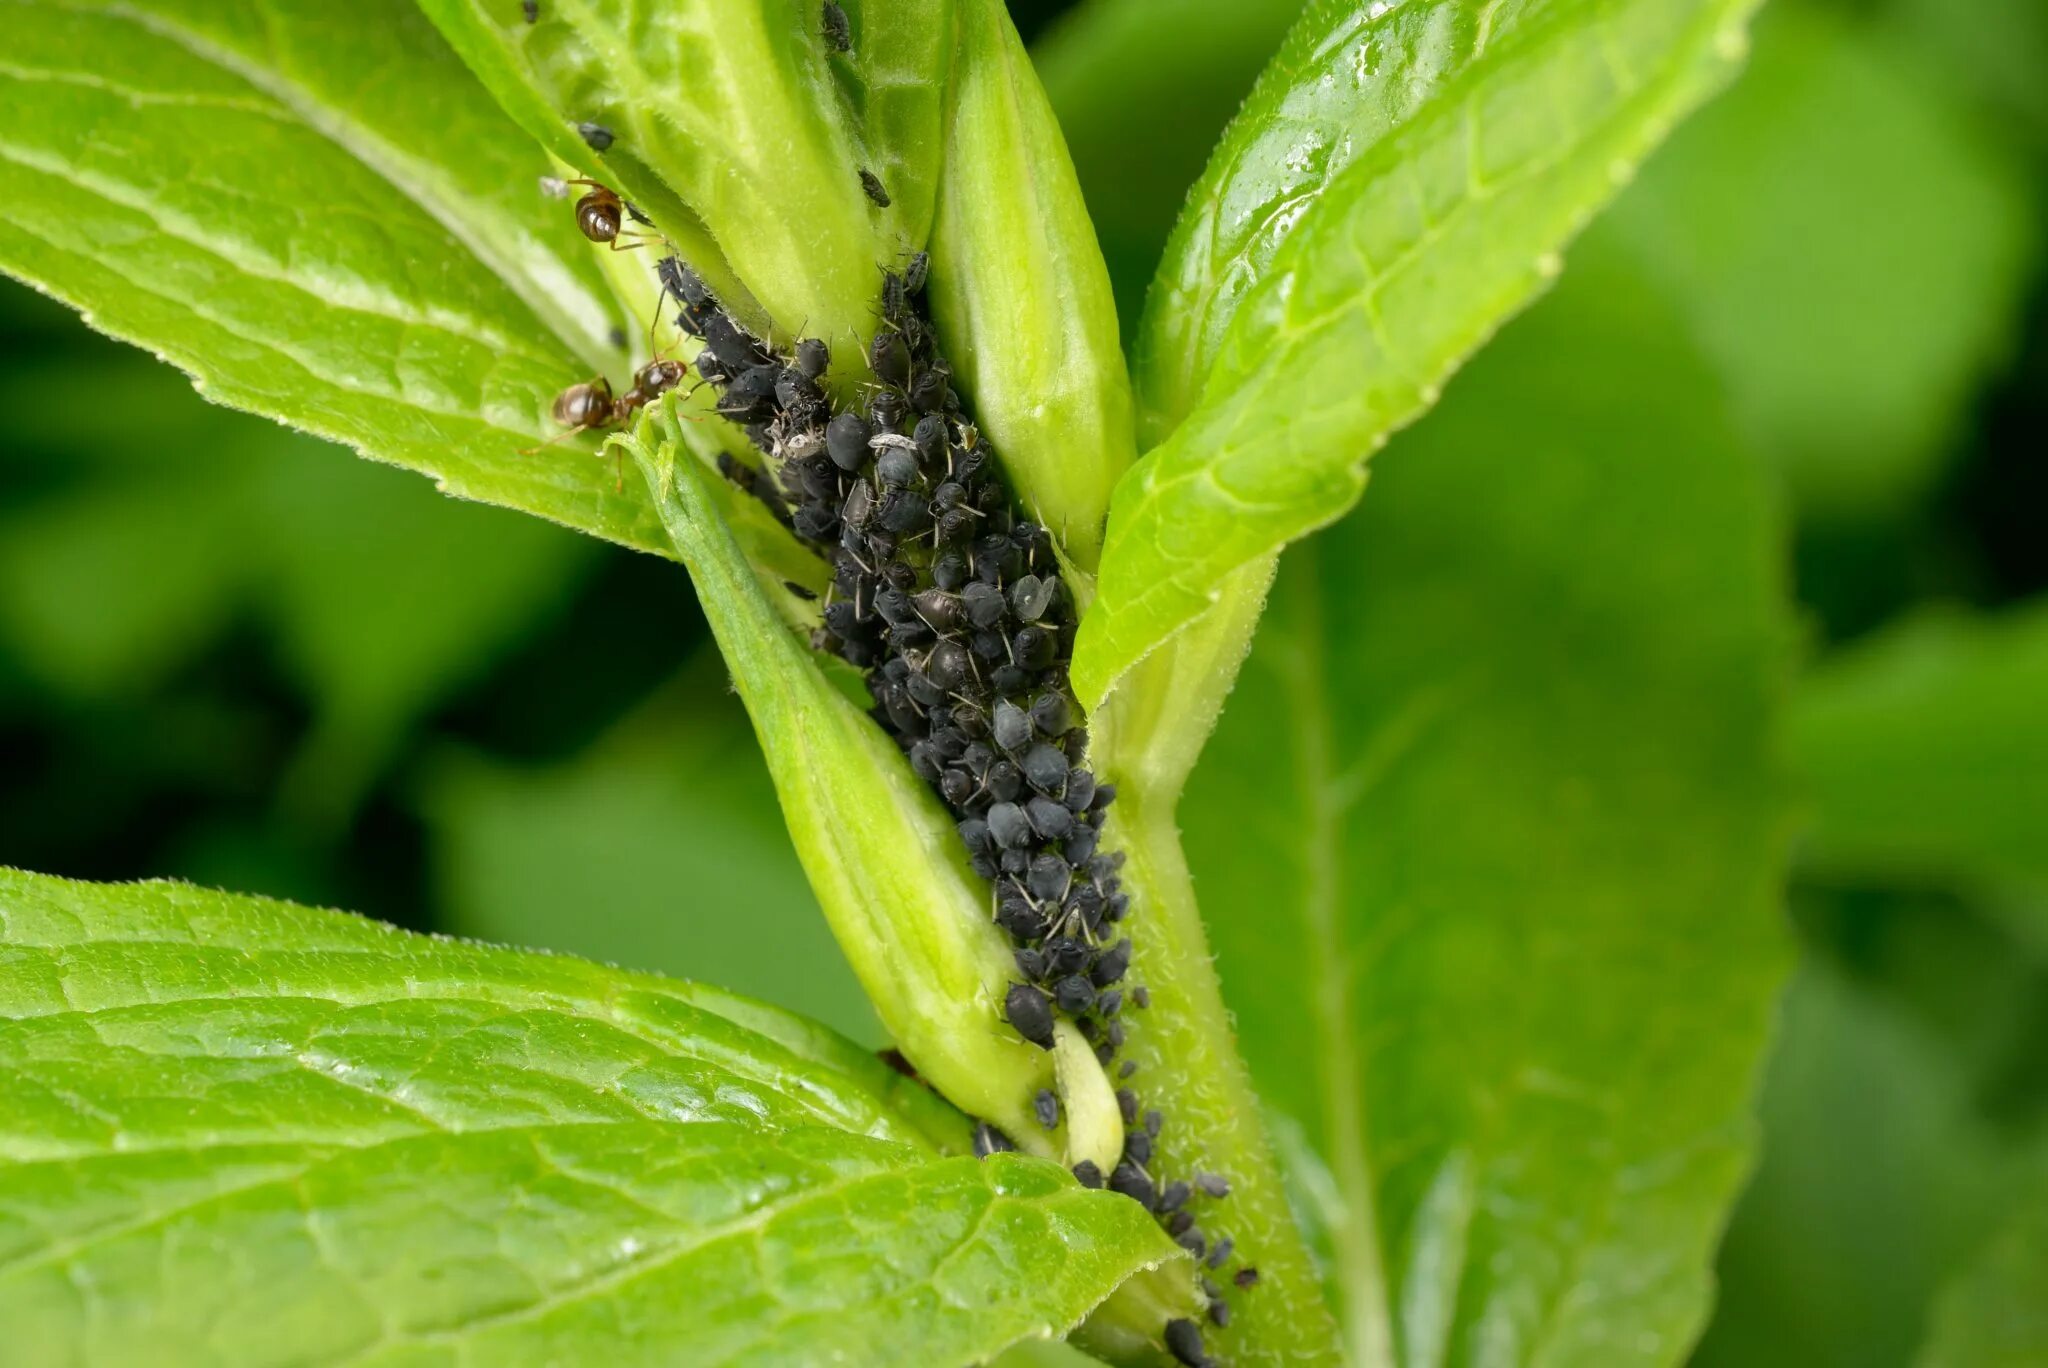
[1087,550,1340,1362]
[1107,790,1343,1367]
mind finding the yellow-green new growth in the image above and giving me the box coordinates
[929,0,1134,572]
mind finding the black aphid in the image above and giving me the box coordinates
[1234,1267,1260,1290]
[859,168,891,207]
[1033,1088,1060,1129]
[821,1,851,51]
[1092,939,1132,986]
[973,1121,1016,1158]
[1072,1160,1104,1189]
[795,336,831,379]
[1164,1318,1210,1368]
[1053,974,1094,1014]
[1109,1159,1156,1209]
[575,120,615,151]
[1004,982,1055,1049]
[784,580,819,600]
[522,0,538,21]
[1197,1173,1231,1199]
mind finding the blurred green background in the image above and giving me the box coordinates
[0,0,2042,1363]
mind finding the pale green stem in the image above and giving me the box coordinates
[1085,551,1344,1366]
[1105,790,1345,1368]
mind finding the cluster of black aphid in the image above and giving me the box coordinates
[661,251,1142,1033]
[651,247,1246,1359]
[530,0,1243,1344]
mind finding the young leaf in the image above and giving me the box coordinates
[928,0,1134,569]
[0,868,1183,1365]
[0,0,663,554]
[419,0,889,347]
[1180,255,1792,1365]
[1790,603,2048,935]
[1074,0,1764,709]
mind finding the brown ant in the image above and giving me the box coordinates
[525,358,690,490]
[566,180,654,251]
[523,377,618,455]
[611,357,687,426]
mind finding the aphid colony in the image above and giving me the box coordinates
[532,8,1241,1346]
[657,259,1244,1362]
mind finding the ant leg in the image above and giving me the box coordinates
[517,425,590,457]
[644,291,691,366]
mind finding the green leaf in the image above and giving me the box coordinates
[0,867,1184,1366]
[423,651,879,1046]
[0,363,254,696]
[419,0,891,347]
[928,0,1133,569]
[1696,959,2024,1368]
[0,352,594,823]
[1918,1174,2048,1368]
[1180,252,1791,1366]
[1607,5,2039,519]
[1073,0,1763,709]
[1790,602,2048,943]
[0,0,665,555]
[254,449,597,825]
[1888,0,2048,148]
[1033,0,1310,329]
